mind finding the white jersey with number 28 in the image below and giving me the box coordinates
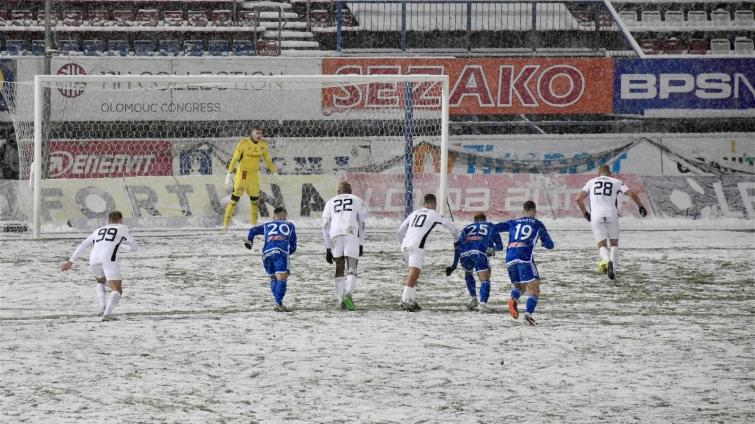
[397,208,459,250]
[582,176,631,218]
[322,193,367,248]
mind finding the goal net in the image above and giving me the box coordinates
[1,74,449,238]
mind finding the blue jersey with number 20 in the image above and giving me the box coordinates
[248,220,297,255]
[494,217,554,264]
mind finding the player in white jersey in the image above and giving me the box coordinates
[396,194,459,311]
[61,211,138,321]
[576,165,647,280]
[322,181,367,310]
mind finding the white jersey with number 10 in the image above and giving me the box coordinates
[582,176,631,218]
[398,208,459,250]
[322,193,367,248]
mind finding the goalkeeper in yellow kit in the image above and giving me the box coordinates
[223,128,277,229]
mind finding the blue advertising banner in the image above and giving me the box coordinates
[614,58,755,115]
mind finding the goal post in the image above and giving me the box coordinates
[19,74,450,238]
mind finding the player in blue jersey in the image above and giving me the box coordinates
[245,206,297,312]
[495,200,554,325]
[445,212,503,312]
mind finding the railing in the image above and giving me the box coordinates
[317,0,640,55]
[241,1,285,55]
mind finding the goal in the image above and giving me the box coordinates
[2,74,449,238]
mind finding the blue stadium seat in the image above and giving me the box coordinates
[183,40,204,56]
[208,40,228,56]
[57,40,80,54]
[134,40,155,56]
[108,40,129,56]
[82,39,105,56]
[159,40,181,56]
[233,39,254,55]
[6,40,28,55]
[31,40,46,55]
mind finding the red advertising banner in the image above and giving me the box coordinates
[322,58,614,115]
[48,140,172,178]
[347,173,649,219]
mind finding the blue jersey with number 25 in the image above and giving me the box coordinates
[494,217,554,264]
[248,220,297,255]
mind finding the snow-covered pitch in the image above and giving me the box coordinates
[1,221,754,423]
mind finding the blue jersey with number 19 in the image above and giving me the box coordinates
[248,220,297,255]
[494,217,554,264]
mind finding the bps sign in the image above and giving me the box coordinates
[322,58,614,115]
[48,140,172,179]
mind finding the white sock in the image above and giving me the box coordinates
[335,277,345,303]
[103,291,121,316]
[95,283,106,308]
[610,246,619,268]
[345,274,357,295]
[401,286,417,303]
[599,247,609,262]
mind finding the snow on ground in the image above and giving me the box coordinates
[1,222,754,423]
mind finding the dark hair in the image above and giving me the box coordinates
[273,207,287,215]
[424,194,437,204]
[474,212,487,222]
[108,210,123,223]
[338,181,352,194]
[523,200,536,212]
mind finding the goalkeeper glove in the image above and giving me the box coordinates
[584,212,591,222]
[224,172,233,190]
[486,247,495,257]
[244,239,253,250]
[359,245,364,257]
[445,266,455,277]
[638,206,648,217]
[325,249,333,264]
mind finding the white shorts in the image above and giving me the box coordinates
[331,235,360,258]
[90,262,122,281]
[402,247,426,270]
[591,215,620,242]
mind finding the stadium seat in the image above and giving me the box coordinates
[183,40,204,56]
[238,11,259,27]
[709,38,731,54]
[57,39,80,54]
[134,39,155,56]
[6,40,28,55]
[639,38,659,54]
[82,39,105,56]
[188,11,208,27]
[88,10,109,27]
[641,11,661,26]
[164,10,183,26]
[233,39,255,55]
[571,10,594,27]
[211,10,232,27]
[686,38,709,55]
[687,10,708,26]
[108,40,129,56]
[31,40,45,55]
[11,10,33,26]
[113,10,134,27]
[36,10,58,26]
[658,38,683,54]
[734,37,754,55]
[711,9,731,26]
[136,9,159,27]
[256,40,280,56]
[0,10,7,26]
[734,10,754,26]
[159,40,181,56]
[664,11,684,25]
[619,11,638,27]
[62,10,83,26]
[208,40,229,56]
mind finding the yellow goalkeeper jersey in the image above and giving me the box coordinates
[227,137,276,174]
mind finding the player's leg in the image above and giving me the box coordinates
[507,264,524,319]
[524,278,541,326]
[477,268,493,313]
[223,192,242,229]
[263,255,279,306]
[606,219,621,280]
[101,262,123,321]
[401,248,424,311]
[90,264,107,315]
[592,218,610,273]
[248,174,261,226]
[342,236,360,310]
[331,237,346,307]
[273,270,291,312]
[464,271,478,310]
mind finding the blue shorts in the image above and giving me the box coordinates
[507,261,539,284]
[460,252,489,273]
[263,249,289,276]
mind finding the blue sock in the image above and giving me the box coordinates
[465,273,477,298]
[270,278,277,296]
[511,288,521,300]
[480,280,491,303]
[275,279,287,305]
[526,296,538,314]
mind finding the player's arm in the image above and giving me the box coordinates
[576,181,591,221]
[445,232,462,276]
[492,221,510,234]
[262,142,277,174]
[539,224,555,250]
[397,214,411,244]
[441,214,460,241]
[225,141,242,188]
[245,225,264,249]
[62,233,95,271]
[289,224,297,255]
[123,231,138,253]
[492,230,504,252]
[321,202,334,263]
[623,187,648,217]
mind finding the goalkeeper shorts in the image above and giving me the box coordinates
[232,169,261,197]
[263,249,290,276]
